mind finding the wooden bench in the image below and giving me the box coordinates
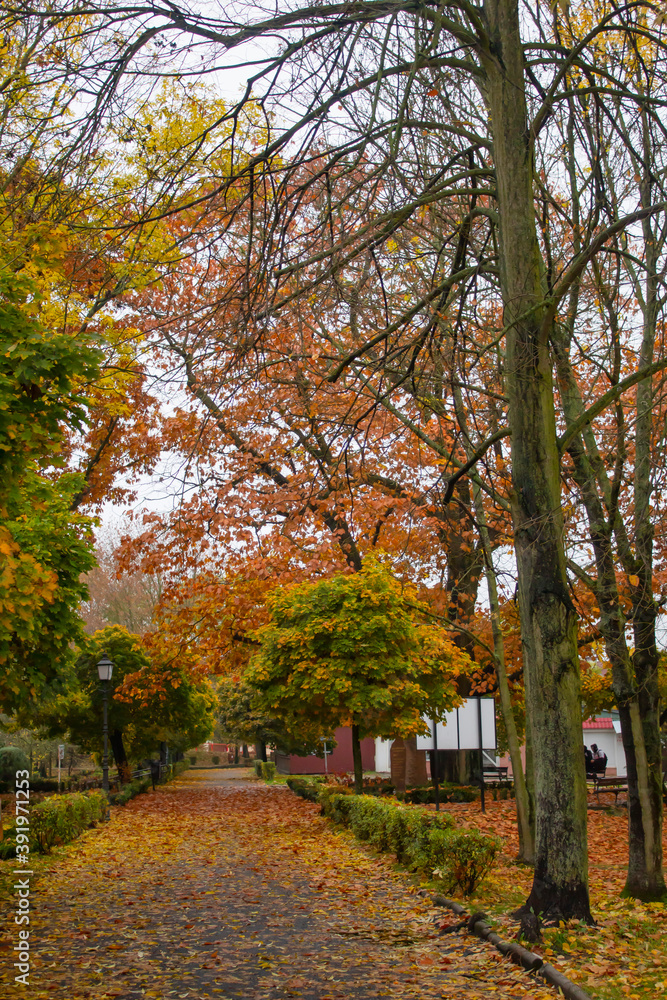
[589,775,628,804]
[482,765,509,782]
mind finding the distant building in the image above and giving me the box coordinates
[583,713,626,776]
[275,726,375,775]
[498,710,627,777]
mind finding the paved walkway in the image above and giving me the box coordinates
[13,770,554,999]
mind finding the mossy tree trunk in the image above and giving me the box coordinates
[481,0,591,920]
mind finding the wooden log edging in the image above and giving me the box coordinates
[432,895,594,1000]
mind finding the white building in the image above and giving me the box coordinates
[584,714,626,776]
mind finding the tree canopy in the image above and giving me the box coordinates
[247,560,470,790]
[26,626,217,768]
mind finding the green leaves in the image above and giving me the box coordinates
[0,267,101,498]
[0,470,96,711]
[247,559,471,740]
[29,625,218,760]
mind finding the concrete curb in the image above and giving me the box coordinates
[432,895,594,1000]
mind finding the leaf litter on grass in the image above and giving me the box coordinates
[427,796,667,999]
[0,771,553,1000]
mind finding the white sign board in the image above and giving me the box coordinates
[416,698,496,752]
[58,744,65,761]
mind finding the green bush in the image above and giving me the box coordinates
[400,783,479,805]
[31,791,107,853]
[318,783,353,815]
[29,777,73,793]
[286,777,320,802]
[108,777,151,806]
[432,828,502,896]
[319,787,354,823]
[321,791,499,893]
[189,755,197,765]
[172,760,190,777]
[254,760,263,777]
[262,761,276,781]
[0,838,17,859]
[211,754,220,765]
[0,746,30,781]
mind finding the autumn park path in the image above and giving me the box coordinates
[22,770,555,1000]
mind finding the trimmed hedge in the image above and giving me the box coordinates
[31,791,108,853]
[320,791,500,895]
[0,746,30,781]
[286,776,321,802]
[109,777,151,806]
[254,761,276,780]
[399,783,479,805]
[322,792,455,865]
[0,761,190,860]
[431,827,502,895]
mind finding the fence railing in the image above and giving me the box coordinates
[66,761,172,793]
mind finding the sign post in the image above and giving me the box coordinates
[432,717,440,812]
[417,699,496,812]
[476,697,485,814]
[57,744,64,792]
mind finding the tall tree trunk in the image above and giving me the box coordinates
[351,724,363,794]
[110,729,130,784]
[628,143,665,896]
[482,0,591,920]
[551,92,665,898]
[452,376,535,864]
[553,340,666,900]
[473,481,535,864]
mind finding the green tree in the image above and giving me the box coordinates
[26,626,217,775]
[247,561,469,793]
[0,266,101,710]
[0,470,96,711]
[0,267,100,497]
[216,677,330,761]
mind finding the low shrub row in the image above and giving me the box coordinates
[109,777,151,806]
[320,791,501,895]
[286,776,321,802]
[0,776,77,794]
[398,783,479,805]
[0,761,190,859]
[0,791,107,857]
[254,760,277,780]
[32,791,108,853]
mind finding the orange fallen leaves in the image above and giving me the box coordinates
[0,771,553,999]
[426,797,667,1000]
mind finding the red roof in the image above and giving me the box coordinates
[583,717,614,730]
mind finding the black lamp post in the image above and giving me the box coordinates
[96,653,114,817]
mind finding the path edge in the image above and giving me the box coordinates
[432,894,594,1000]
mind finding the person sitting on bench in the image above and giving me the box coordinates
[584,745,594,776]
[589,744,607,775]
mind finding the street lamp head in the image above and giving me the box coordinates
[96,653,114,682]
